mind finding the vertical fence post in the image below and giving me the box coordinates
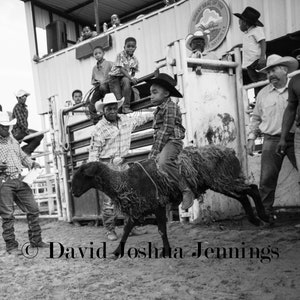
[234,47,248,177]
[48,96,64,219]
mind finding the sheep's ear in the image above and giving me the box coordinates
[84,164,98,177]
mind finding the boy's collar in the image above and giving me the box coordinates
[157,97,171,108]
[97,58,105,65]
[123,50,134,58]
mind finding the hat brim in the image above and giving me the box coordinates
[95,98,124,112]
[185,34,208,51]
[258,58,299,73]
[233,13,264,27]
[146,78,183,98]
[15,92,30,98]
[0,119,17,126]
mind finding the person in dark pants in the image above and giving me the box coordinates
[246,55,299,223]
[12,89,44,156]
[146,73,195,210]
[0,112,48,255]
[89,46,113,124]
[89,93,153,241]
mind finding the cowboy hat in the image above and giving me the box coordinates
[145,73,183,98]
[234,6,264,27]
[95,93,124,113]
[185,30,210,51]
[0,112,16,126]
[292,48,300,61]
[259,54,299,73]
[15,89,30,98]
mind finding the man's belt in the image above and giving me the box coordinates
[0,174,22,183]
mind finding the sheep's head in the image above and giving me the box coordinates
[71,162,101,197]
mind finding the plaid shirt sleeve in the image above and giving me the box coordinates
[13,104,28,132]
[149,102,176,159]
[88,125,106,162]
[132,57,139,73]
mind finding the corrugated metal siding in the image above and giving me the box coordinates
[31,0,300,113]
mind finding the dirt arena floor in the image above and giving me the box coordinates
[0,214,299,300]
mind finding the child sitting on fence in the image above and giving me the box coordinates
[109,37,139,114]
[89,46,113,124]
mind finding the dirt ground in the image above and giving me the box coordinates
[0,214,299,300]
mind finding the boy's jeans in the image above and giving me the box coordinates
[0,179,42,251]
[109,76,132,109]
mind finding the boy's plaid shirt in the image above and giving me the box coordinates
[88,111,153,161]
[0,135,33,178]
[149,98,185,159]
[109,50,139,77]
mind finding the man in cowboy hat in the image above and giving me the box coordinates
[88,93,153,241]
[277,58,300,227]
[146,73,195,210]
[246,55,299,223]
[12,89,44,156]
[0,111,48,255]
[234,6,267,87]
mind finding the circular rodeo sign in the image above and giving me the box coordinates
[189,0,231,51]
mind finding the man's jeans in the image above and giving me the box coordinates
[260,133,297,214]
[0,179,42,251]
[294,127,300,175]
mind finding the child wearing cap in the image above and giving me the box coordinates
[146,73,195,210]
[185,29,218,75]
[12,90,44,155]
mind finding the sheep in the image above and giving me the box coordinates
[72,145,269,258]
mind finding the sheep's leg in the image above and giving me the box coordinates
[218,190,261,226]
[235,194,261,226]
[246,184,269,222]
[112,217,135,258]
[154,206,171,258]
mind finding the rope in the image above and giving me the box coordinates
[134,161,160,200]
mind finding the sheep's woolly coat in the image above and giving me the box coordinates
[72,145,249,221]
[110,160,179,220]
[178,145,248,197]
[72,159,180,221]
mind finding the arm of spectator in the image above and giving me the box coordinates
[129,111,153,130]
[247,101,262,141]
[120,67,138,84]
[257,39,267,69]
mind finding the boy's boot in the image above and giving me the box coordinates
[179,180,195,210]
